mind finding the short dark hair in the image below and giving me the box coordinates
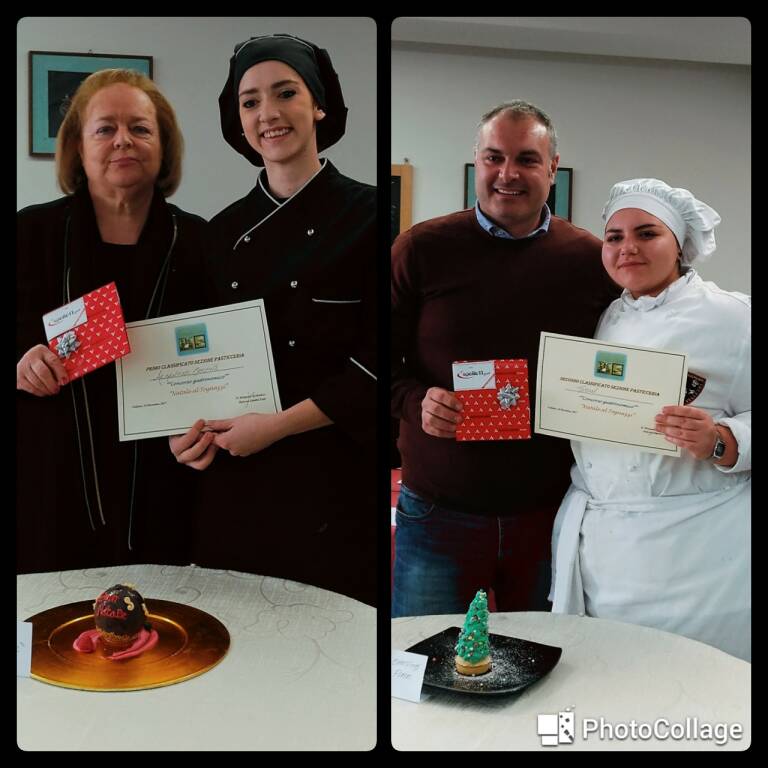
[474,100,558,158]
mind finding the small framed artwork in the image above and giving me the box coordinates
[549,167,573,220]
[463,164,476,209]
[391,163,414,243]
[464,164,573,221]
[28,51,154,157]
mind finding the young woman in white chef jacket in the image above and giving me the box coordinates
[549,178,750,661]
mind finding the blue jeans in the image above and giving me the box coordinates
[391,484,553,617]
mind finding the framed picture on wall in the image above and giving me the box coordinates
[549,167,573,221]
[29,51,153,157]
[463,164,476,209]
[464,164,573,221]
[391,163,413,244]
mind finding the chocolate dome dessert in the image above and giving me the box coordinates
[93,584,150,650]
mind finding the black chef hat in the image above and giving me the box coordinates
[219,33,348,167]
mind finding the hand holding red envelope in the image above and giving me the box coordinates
[452,359,531,441]
[42,282,131,380]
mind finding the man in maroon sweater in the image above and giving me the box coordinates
[391,101,619,616]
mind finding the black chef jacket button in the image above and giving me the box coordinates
[231,281,239,289]
[244,235,251,243]
[290,280,298,288]
[306,228,314,236]
[288,340,296,347]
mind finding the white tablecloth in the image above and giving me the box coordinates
[18,564,376,750]
[392,612,750,751]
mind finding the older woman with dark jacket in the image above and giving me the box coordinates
[17,68,208,572]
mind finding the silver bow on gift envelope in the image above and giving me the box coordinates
[497,383,520,410]
[56,330,80,359]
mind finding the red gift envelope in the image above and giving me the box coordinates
[452,359,531,441]
[42,282,131,380]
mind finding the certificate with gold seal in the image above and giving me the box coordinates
[115,299,281,441]
[534,332,688,456]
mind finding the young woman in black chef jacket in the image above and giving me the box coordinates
[170,34,377,605]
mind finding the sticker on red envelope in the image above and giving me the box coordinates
[452,360,496,391]
[43,296,87,341]
[42,282,131,380]
[452,359,531,441]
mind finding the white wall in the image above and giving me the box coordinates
[392,44,751,293]
[17,16,376,219]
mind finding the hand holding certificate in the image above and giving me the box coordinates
[534,332,687,456]
[116,299,281,441]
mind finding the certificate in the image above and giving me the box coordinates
[534,332,687,456]
[115,300,281,441]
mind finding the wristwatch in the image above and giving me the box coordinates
[711,428,727,460]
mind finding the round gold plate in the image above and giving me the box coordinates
[26,599,230,691]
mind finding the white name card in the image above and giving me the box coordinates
[17,621,32,677]
[391,650,428,702]
[452,360,496,391]
[42,296,87,341]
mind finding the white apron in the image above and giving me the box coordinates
[550,271,751,661]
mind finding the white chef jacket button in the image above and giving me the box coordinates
[288,340,296,347]
[244,235,251,243]
[306,228,315,236]
[290,280,298,288]
[628,465,638,472]
[585,462,592,469]
[231,281,239,289]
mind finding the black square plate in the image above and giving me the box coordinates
[405,626,562,695]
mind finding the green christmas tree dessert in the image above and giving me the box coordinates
[454,589,491,675]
